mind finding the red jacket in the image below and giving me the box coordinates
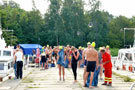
[102,52,112,68]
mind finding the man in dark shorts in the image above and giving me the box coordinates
[83,44,99,88]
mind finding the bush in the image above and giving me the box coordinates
[110,48,119,56]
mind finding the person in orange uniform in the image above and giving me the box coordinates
[101,48,112,86]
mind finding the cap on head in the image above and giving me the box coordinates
[59,46,63,50]
[99,47,102,51]
[67,45,70,47]
[47,45,49,47]
[64,48,66,51]
[91,42,96,47]
[100,47,105,53]
[79,46,82,49]
[87,42,91,46]
[42,47,44,49]
[106,45,110,48]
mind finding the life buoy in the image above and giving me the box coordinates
[129,65,133,72]
[123,64,126,70]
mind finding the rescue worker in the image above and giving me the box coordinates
[101,48,112,86]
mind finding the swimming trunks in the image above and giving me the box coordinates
[86,61,96,72]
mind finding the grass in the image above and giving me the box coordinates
[22,78,34,83]
[113,72,135,82]
[22,69,35,83]
[28,86,40,88]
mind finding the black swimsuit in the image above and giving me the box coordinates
[71,52,78,80]
[41,55,47,63]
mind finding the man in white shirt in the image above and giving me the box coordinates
[15,49,24,79]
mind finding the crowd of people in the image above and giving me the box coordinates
[13,42,112,89]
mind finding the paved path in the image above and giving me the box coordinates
[0,68,34,90]
[14,67,134,90]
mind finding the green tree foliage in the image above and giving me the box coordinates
[0,0,135,48]
[108,16,133,48]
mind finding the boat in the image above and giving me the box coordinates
[0,21,13,77]
[113,48,135,72]
[112,28,135,72]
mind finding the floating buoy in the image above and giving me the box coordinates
[122,64,126,70]
[129,65,133,72]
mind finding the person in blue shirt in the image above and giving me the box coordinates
[57,46,65,81]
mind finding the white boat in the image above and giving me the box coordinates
[112,28,135,72]
[113,48,135,72]
[0,21,13,77]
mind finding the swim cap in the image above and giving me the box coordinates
[59,46,63,50]
[47,45,49,47]
[64,48,66,51]
[79,46,82,49]
[99,47,102,50]
[106,45,110,48]
[87,42,91,45]
[82,47,85,50]
[91,42,96,47]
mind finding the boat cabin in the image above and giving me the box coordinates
[0,48,13,76]
[114,48,135,71]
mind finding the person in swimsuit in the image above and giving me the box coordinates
[83,42,99,89]
[45,45,50,69]
[40,52,47,70]
[78,46,82,68]
[57,46,65,81]
[71,47,80,83]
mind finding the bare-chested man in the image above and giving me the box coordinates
[82,42,91,80]
[83,43,99,89]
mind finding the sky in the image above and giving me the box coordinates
[0,0,135,18]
